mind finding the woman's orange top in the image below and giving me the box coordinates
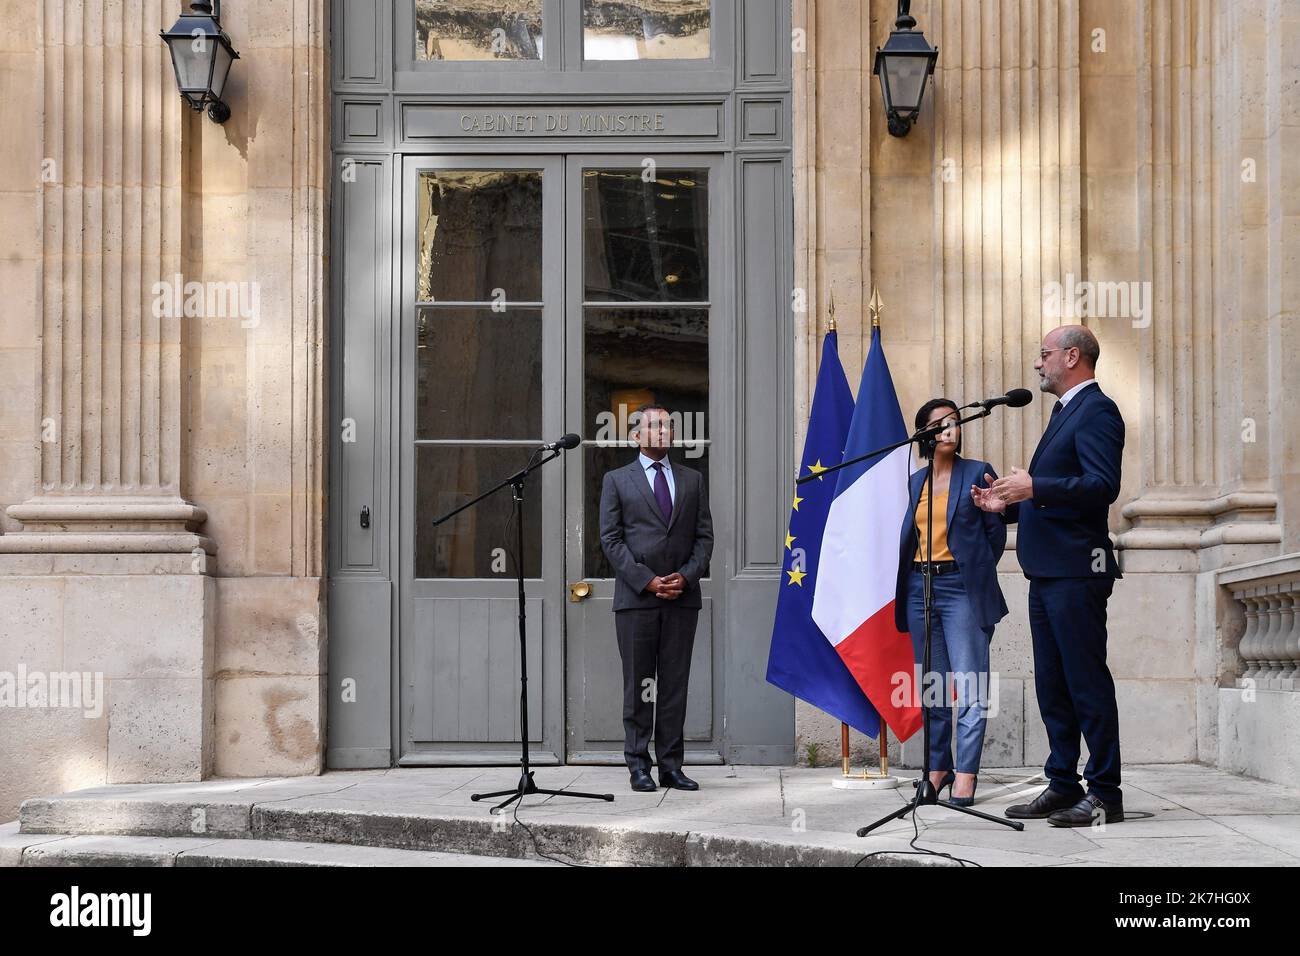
[914,487,954,562]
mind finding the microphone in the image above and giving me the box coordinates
[969,388,1034,410]
[542,433,582,451]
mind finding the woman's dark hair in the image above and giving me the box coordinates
[914,398,962,454]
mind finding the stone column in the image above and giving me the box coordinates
[929,0,1083,471]
[1119,0,1280,563]
[793,0,874,427]
[3,0,210,555]
[0,0,214,794]
[793,0,914,770]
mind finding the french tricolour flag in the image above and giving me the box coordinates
[810,327,921,741]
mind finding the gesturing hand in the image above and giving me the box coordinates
[989,466,1034,505]
[970,473,1007,514]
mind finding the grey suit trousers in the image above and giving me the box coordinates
[615,604,699,775]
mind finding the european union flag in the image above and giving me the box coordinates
[765,331,882,737]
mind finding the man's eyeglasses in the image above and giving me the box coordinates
[1038,347,1070,361]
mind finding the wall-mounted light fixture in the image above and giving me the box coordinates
[873,0,939,138]
[160,1,240,124]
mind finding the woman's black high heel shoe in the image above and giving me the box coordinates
[948,775,978,807]
[912,769,955,796]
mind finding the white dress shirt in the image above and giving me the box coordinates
[1058,378,1097,408]
[638,452,676,505]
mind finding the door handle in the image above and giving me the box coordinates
[360,505,371,529]
[568,581,592,603]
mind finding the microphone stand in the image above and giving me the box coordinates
[797,406,1024,836]
[432,446,615,812]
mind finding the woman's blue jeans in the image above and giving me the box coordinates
[906,568,993,775]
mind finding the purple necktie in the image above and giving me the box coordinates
[652,462,673,523]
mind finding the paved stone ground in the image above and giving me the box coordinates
[6,763,1299,866]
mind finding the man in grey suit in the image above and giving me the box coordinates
[599,405,714,792]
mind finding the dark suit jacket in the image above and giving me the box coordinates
[1005,381,1124,578]
[894,454,1009,633]
[599,457,714,611]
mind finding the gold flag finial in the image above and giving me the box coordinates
[827,287,837,332]
[868,284,883,329]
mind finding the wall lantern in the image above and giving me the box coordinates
[160,1,240,124]
[872,0,939,137]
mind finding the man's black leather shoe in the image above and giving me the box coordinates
[658,769,700,791]
[1048,793,1124,827]
[629,770,657,792]
[1005,786,1082,819]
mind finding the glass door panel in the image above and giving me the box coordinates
[564,155,721,763]
[400,155,564,763]
[581,0,713,61]
[414,0,545,61]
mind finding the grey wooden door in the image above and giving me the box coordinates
[563,154,725,764]
[329,0,795,771]
[399,155,567,764]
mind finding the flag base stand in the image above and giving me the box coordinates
[831,723,901,789]
[832,775,900,791]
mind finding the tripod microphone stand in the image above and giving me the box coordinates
[431,438,615,813]
[799,407,1024,837]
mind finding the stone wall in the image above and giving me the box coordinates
[0,0,1295,821]
[0,0,328,822]
[792,0,1298,776]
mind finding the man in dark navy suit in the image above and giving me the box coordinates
[971,325,1126,826]
[599,405,713,793]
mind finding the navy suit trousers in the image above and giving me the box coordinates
[1028,576,1122,804]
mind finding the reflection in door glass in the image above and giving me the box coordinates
[414,166,547,580]
[582,307,709,578]
[583,168,708,302]
[418,170,543,302]
[416,446,543,578]
[583,0,711,60]
[583,308,708,442]
[416,307,542,440]
[415,0,543,61]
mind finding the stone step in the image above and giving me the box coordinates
[15,794,937,866]
[0,823,559,867]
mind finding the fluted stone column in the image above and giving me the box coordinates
[929,0,1083,472]
[1119,0,1280,564]
[1212,0,1300,788]
[0,0,214,796]
[2,0,211,557]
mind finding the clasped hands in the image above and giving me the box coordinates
[646,573,687,600]
[970,467,1034,513]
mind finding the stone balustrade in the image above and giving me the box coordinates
[1220,555,1300,690]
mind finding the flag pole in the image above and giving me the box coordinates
[870,283,886,782]
[830,282,900,792]
[831,289,847,781]
[865,284,892,785]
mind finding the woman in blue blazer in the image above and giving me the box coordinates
[894,399,1009,806]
